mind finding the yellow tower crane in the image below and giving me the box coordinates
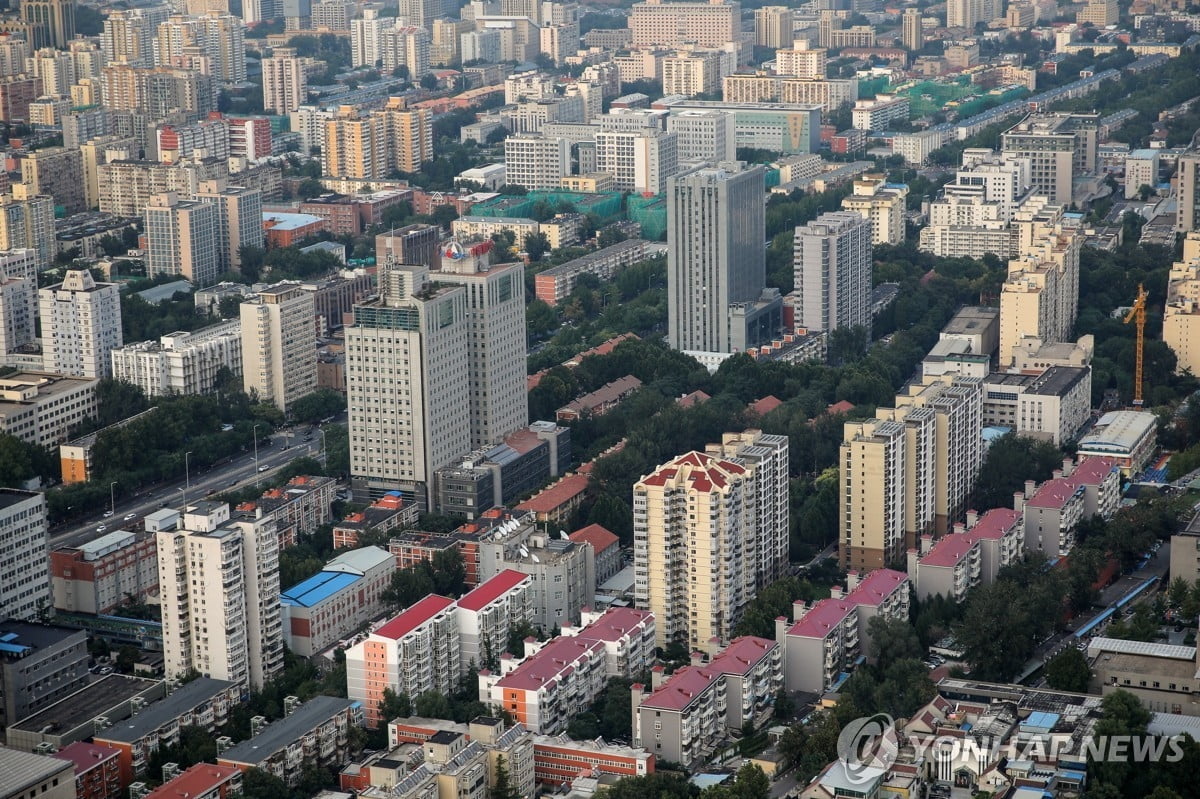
[1122,283,1148,407]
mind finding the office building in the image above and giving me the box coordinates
[1000,113,1099,206]
[634,433,789,654]
[434,423,571,518]
[667,164,769,354]
[503,135,571,190]
[240,282,316,412]
[375,223,440,269]
[754,6,792,48]
[666,109,735,163]
[661,100,821,155]
[629,0,739,50]
[902,8,923,50]
[39,270,122,380]
[144,192,220,288]
[631,636,781,769]
[792,211,873,334]
[0,620,87,726]
[0,373,98,448]
[1077,0,1117,25]
[217,697,360,787]
[194,181,264,276]
[840,175,907,245]
[595,129,679,194]
[907,508,1023,602]
[981,366,1092,445]
[156,502,284,689]
[49,529,159,615]
[0,748,73,799]
[346,595,460,726]
[345,265,470,508]
[261,47,306,114]
[280,546,395,657]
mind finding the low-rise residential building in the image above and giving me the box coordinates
[777,570,911,694]
[0,748,74,799]
[358,728,487,799]
[1074,410,1156,475]
[93,678,241,785]
[108,321,242,397]
[533,240,651,305]
[49,529,159,615]
[455,570,532,672]
[1019,457,1120,556]
[569,524,621,586]
[631,636,781,769]
[236,474,336,549]
[555,376,643,422]
[281,546,396,657]
[332,492,417,549]
[347,596,461,727]
[0,372,97,448]
[908,508,1023,602]
[142,764,242,799]
[1170,510,1200,587]
[981,366,1092,446]
[4,675,164,754]
[217,696,362,787]
[52,742,121,799]
[560,607,656,679]
[0,621,89,729]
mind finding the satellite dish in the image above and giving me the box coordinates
[559,530,569,540]
[519,546,529,558]
[530,554,540,563]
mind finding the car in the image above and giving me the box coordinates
[103,510,114,518]
[123,513,137,521]
[228,480,238,487]
[99,666,113,675]
[95,524,107,532]
[258,465,269,472]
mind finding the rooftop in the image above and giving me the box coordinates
[281,570,362,608]
[0,620,83,656]
[1077,410,1157,453]
[515,473,591,514]
[52,741,120,773]
[456,570,530,612]
[220,697,356,765]
[846,568,908,607]
[786,598,855,639]
[638,637,777,712]
[574,607,654,643]
[749,395,782,416]
[568,524,619,555]
[639,451,746,493]
[0,749,72,798]
[143,764,241,799]
[93,678,237,744]
[325,546,394,575]
[494,636,604,693]
[9,675,161,735]
[920,509,1020,568]
[373,595,456,640]
[263,211,325,231]
[557,376,643,416]
[1087,637,1196,661]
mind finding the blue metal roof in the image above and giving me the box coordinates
[281,571,361,607]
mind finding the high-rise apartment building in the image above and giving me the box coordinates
[351,9,389,67]
[22,147,85,214]
[195,181,265,277]
[503,135,571,190]
[433,258,528,450]
[667,164,769,354]
[840,175,907,245]
[261,47,306,114]
[240,282,317,412]
[595,129,679,194]
[110,321,243,396]
[397,0,441,31]
[754,6,792,48]
[792,211,873,334]
[629,0,739,50]
[634,432,788,654]
[666,109,736,163]
[21,0,76,49]
[145,192,221,288]
[774,41,825,79]
[1178,151,1200,234]
[902,8,923,50]
[1164,234,1200,376]
[377,98,432,174]
[380,26,431,79]
[323,101,432,178]
[946,0,1002,29]
[0,189,54,268]
[1000,113,1099,206]
[662,51,723,98]
[346,265,471,507]
[157,501,284,690]
[998,201,1080,366]
[39,270,123,379]
[0,249,37,361]
[101,9,162,67]
[0,489,49,620]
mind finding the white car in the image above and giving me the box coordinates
[103,510,114,518]
[258,465,269,472]
[96,525,107,533]
[123,513,137,521]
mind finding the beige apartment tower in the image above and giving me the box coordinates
[144,191,220,288]
[345,264,471,508]
[261,47,306,115]
[39,269,122,379]
[629,0,740,51]
[1164,234,1200,376]
[240,282,316,412]
[754,6,793,49]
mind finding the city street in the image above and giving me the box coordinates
[49,426,328,550]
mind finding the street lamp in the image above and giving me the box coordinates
[184,451,193,507]
[253,424,262,487]
[319,428,327,465]
[109,481,118,516]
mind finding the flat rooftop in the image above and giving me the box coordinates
[9,675,161,735]
[0,488,42,512]
[93,678,236,743]
[0,749,72,797]
[0,620,83,655]
[220,696,355,765]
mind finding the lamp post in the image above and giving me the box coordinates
[253,424,262,487]
[319,429,327,464]
[109,481,117,516]
[184,451,193,507]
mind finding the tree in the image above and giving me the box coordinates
[1045,647,1091,692]
[420,73,439,90]
[114,645,140,674]
[415,689,453,719]
[491,754,520,799]
[971,434,1063,511]
[240,767,291,799]
[378,688,412,722]
[602,773,698,799]
[866,616,924,670]
[524,232,551,262]
[288,389,346,424]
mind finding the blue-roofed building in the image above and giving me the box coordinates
[280,546,395,656]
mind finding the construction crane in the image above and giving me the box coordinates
[1122,283,1149,407]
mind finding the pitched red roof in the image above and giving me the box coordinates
[749,395,783,416]
[456,570,529,612]
[845,568,907,607]
[515,473,590,514]
[786,598,855,638]
[143,765,241,799]
[1026,476,1082,510]
[575,607,653,642]
[373,595,455,640]
[53,742,119,773]
[495,636,604,692]
[826,400,856,415]
[569,524,619,555]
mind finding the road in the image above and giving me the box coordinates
[50,425,328,550]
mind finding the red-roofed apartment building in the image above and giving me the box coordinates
[143,764,242,799]
[907,508,1023,602]
[346,596,460,727]
[53,742,121,799]
[630,636,781,769]
[777,569,911,693]
[479,606,657,734]
[455,570,532,671]
[514,473,591,525]
[332,491,418,549]
[569,523,621,584]
[1019,456,1119,556]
